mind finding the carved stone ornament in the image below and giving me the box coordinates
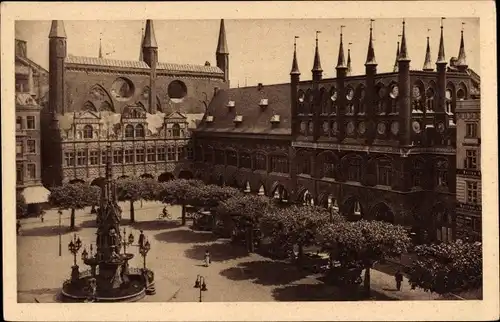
[437,122,445,133]
[308,121,314,133]
[346,121,355,135]
[323,121,329,134]
[412,121,421,134]
[330,90,337,102]
[390,85,399,99]
[346,88,354,101]
[358,122,366,135]
[377,122,386,135]
[331,121,338,135]
[300,121,307,133]
[391,121,399,135]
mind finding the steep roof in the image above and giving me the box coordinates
[65,56,224,75]
[196,84,291,135]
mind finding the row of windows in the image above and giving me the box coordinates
[64,146,193,167]
[199,149,289,174]
[16,163,36,182]
[466,181,479,204]
[16,116,36,130]
[76,123,184,140]
[16,139,37,156]
[464,150,479,170]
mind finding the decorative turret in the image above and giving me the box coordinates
[436,18,446,65]
[347,43,352,76]
[98,34,103,59]
[456,22,468,72]
[336,26,347,141]
[436,17,448,116]
[216,19,230,86]
[48,20,67,115]
[139,26,144,61]
[290,36,300,76]
[423,32,433,71]
[311,31,323,80]
[336,26,347,71]
[290,36,300,138]
[398,19,412,147]
[365,19,377,68]
[142,20,158,114]
[393,38,400,72]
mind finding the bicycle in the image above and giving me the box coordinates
[158,209,172,220]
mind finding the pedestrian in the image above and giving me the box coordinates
[40,210,45,223]
[395,269,403,291]
[16,219,21,236]
[138,230,145,248]
[204,250,211,267]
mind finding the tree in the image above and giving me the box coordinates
[316,220,411,296]
[261,205,335,263]
[16,191,27,218]
[216,193,273,252]
[49,183,100,230]
[116,178,163,223]
[192,184,243,209]
[408,240,482,295]
[158,179,205,225]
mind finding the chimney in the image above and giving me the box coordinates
[258,83,263,91]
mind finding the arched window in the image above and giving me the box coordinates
[329,87,337,114]
[297,153,311,175]
[320,88,327,114]
[426,87,435,112]
[347,157,361,182]
[389,84,399,113]
[357,86,366,115]
[323,153,336,178]
[239,152,251,168]
[255,153,267,171]
[172,123,181,137]
[305,89,312,114]
[376,85,386,114]
[445,89,453,114]
[83,125,93,139]
[135,124,145,138]
[125,124,135,138]
[412,84,424,112]
[270,155,289,173]
[297,90,305,114]
[376,158,392,186]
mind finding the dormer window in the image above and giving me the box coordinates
[259,98,269,109]
[227,100,235,109]
[270,114,280,123]
[206,115,214,123]
[234,115,243,124]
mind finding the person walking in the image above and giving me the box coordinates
[138,230,145,248]
[395,269,404,291]
[204,250,211,267]
[40,210,45,223]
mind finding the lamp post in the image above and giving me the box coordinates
[68,233,82,282]
[122,228,135,254]
[139,239,151,270]
[58,209,62,256]
[193,275,208,302]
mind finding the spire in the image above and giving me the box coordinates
[98,34,103,59]
[398,19,410,61]
[457,22,468,68]
[393,38,400,72]
[436,17,446,64]
[143,19,158,48]
[139,26,145,61]
[216,19,229,54]
[49,20,67,38]
[312,31,323,73]
[365,19,377,65]
[290,36,300,75]
[347,43,352,76]
[336,25,347,69]
[423,31,433,71]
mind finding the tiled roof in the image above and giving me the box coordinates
[196,83,292,135]
[65,56,224,75]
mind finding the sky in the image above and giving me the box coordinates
[16,18,479,87]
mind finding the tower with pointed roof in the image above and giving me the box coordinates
[142,20,158,114]
[393,41,400,72]
[336,26,348,141]
[48,20,67,115]
[347,47,352,76]
[216,19,230,87]
[311,31,323,140]
[290,36,301,139]
[456,26,468,73]
[139,26,145,61]
[365,20,377,127]
[423,36,433,71]
[436,18,448,121]
[398,19,412,147]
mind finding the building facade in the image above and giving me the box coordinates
[42,20,229,187]
[194,20,480,243]
[455,99,481,241]
[15,39,51,210]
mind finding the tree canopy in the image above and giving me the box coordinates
[16,191,27,218]
[408,240,482,294]
[216,193,273,226]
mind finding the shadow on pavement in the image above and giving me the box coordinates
[155,228,218,244]
[79,219,97,228]
[20,225,82,237]
[219,260,309,286]
[128,220,181,231]
[184,241,248,262]
[271,284,398,301]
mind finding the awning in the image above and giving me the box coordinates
[22,185,51,204]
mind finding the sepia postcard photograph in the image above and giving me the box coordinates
[2,1,498,321]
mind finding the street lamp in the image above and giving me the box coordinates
[139,239,151,270]
[193,275,208,302]
[122,228,135,254]
[68,233,83,282]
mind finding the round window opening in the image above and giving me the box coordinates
[111,77,135,101]
[168,80,188,103]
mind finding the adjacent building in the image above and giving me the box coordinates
[15,39,51,212]
[194,20,481,243]
[42,20,228,187]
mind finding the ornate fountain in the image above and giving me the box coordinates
[61,147,155,302]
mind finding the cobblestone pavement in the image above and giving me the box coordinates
[17,201,439,303]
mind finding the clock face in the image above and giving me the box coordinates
[390,86,399,99]
[412,121,421,133]
[346,121,355,135]
[358,122,366,134]
[437,122,445,133]
[323,121,329,134]
[391,121,399,135]
[346,88,354,101]
[413,86,421,99]
[330,90,337,102]
[377,122,386,135]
